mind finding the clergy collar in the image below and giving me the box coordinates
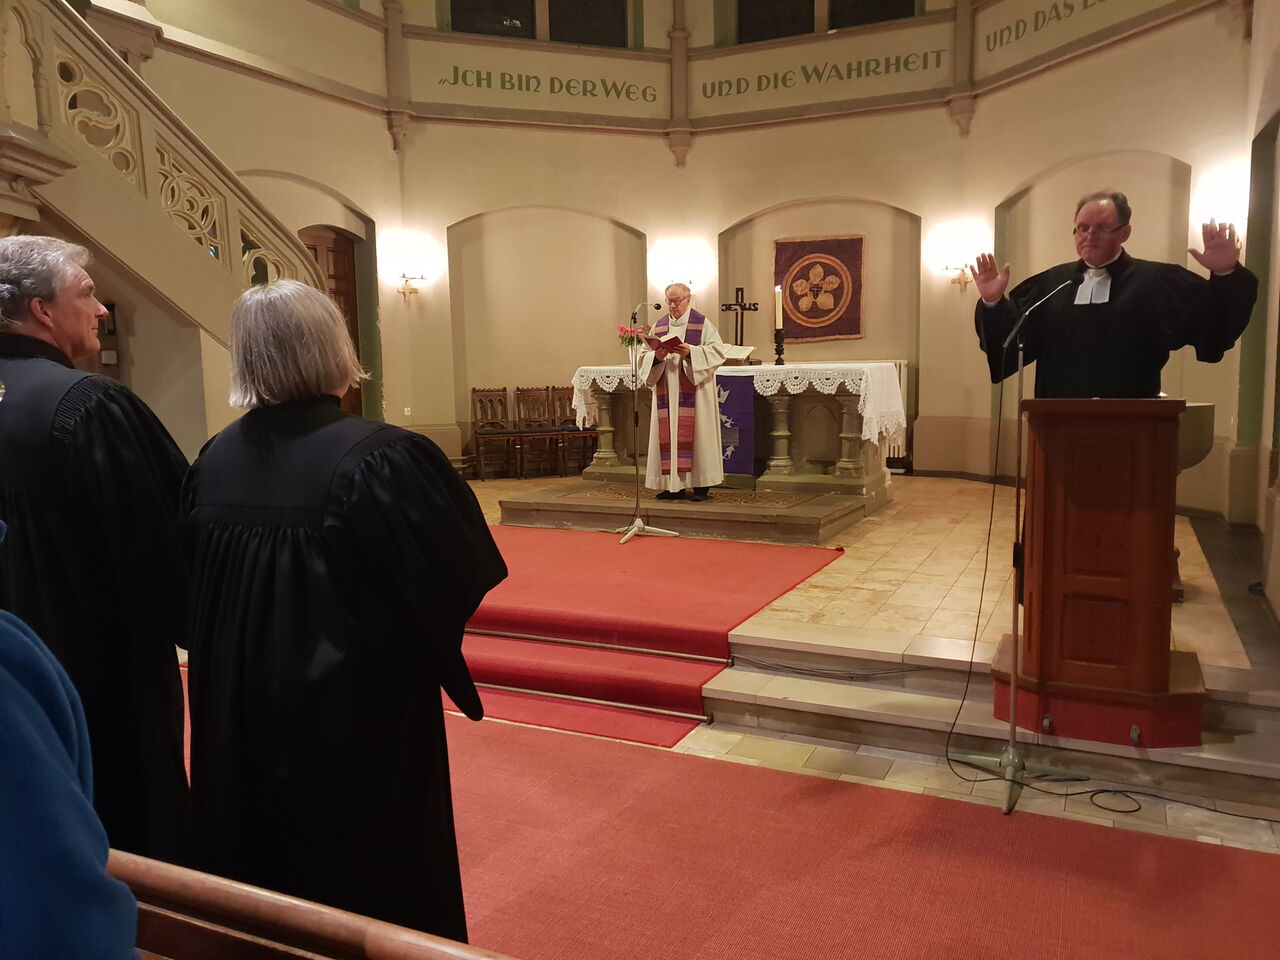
[0,333,74,368]
[1075,249,1131,277]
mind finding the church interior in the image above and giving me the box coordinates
[3,0,1280,957]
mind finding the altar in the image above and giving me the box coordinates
[570,360,906,506]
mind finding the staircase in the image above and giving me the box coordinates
[0,0,322,431]
[461,631,724,747]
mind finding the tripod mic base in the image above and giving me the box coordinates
[949,747,1088,815]
[616,517,680,544]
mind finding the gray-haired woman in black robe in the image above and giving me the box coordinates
[182,280,505,941]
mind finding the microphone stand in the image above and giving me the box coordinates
[617,302,678,545]
[952,279,1082,813]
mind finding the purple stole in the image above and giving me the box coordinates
[653,309,704,474]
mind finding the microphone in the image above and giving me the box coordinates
[653,302,662,311]
[1001,279,1075,351]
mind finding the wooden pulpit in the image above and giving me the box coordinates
[991,398,1204,748]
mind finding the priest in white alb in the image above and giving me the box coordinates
[639,283,728,502]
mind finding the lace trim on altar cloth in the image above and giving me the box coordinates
[570,365,646,429]
[570,362,907,444]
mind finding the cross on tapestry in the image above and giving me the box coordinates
[774,236,864,342]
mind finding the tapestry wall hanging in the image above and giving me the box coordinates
[773,236,864,342]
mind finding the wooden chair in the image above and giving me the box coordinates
[550,385,598,475]
[514,386,559,478]
[471,387,517,480]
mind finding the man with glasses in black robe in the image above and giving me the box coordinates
[970,190,1258,398]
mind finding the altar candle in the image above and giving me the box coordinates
[774,285,783,330]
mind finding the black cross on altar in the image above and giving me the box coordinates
[719,286,759,346]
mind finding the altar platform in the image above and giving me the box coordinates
[498,478,871,545]
[471,475,1280,825]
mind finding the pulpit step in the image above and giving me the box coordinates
[704,662,1280,799]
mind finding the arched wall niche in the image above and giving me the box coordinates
[718,195,921,406]
[992,148,1250,514]
[237,170,372,238]
[446,204,647,428]
[719,196,921,365]
[993,150,1194,405]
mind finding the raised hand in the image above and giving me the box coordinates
[1188,219,1240,275]
[969,253,1011,303]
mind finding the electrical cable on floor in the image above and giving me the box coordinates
[939,369,1009,788]
[944,755,1268,819]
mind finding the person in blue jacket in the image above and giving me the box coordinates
[0,522,138,959]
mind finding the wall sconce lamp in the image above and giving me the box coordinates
[397,273,423,302]
[946,266,972,293]
[924,218,990,296]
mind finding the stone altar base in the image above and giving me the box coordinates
[498,480,870,545]
[582,463,895,509]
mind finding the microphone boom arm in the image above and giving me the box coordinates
[1000,279,1075,351]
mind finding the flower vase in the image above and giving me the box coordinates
[628,342,640,370]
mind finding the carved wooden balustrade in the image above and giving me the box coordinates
[0,0,324,345]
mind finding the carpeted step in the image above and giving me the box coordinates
[469,526,841,659]
[446,688,699,748]
[463,633,723,717]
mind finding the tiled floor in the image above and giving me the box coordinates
[469,474,1280,853]
[671,725,1280,852]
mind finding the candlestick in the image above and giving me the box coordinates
[774,285,783,330]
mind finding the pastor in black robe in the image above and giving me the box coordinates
[974,251,1258,398]
[0,333,190,864]
[181,395,506,942]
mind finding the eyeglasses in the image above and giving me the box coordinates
[666,296,690,305]
[1072,224,1125,237]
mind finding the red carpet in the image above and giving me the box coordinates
[460,527,839,742]
[462,634,722,716]
[469,526,841,659]
[454,634,722,745]
[450,715,1280,960]
[449,688,699,747]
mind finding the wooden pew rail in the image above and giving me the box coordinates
[108,850,519,960]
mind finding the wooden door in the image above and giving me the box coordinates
[299,226,362,417]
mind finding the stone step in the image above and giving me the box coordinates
[729,616,995,699]
[730,615,1280,733]
[1200,664,1280,735]
[498,479,868,544]
[703,664,1280,801]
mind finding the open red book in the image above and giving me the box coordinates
[643,333,684,351]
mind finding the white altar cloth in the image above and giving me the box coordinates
[571,361,907,444]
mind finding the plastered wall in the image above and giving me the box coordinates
[447,206,647,425]
[114,2,1258,516]
[718,198,921,377]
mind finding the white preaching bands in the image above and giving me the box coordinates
[1074,266,1112,305]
